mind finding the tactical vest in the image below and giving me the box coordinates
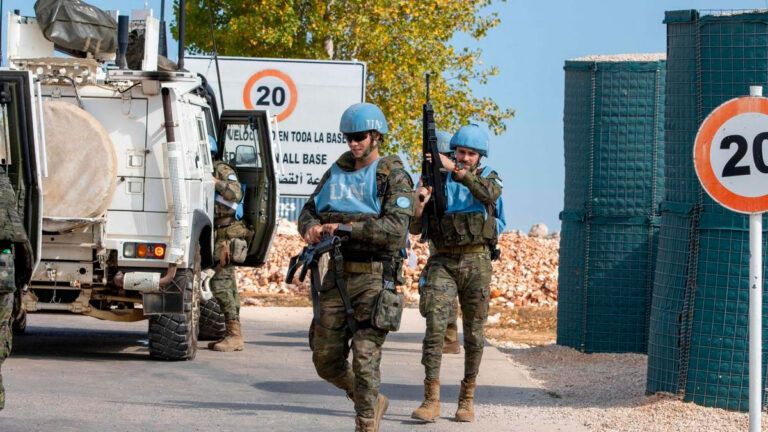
[213,162,244,220]
[315,159,381,215]
[434,165,500,248]
[314,157,397,256]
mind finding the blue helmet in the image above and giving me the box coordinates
[436,130,453,154]
[450,124,489,156]
[340,102,389,134]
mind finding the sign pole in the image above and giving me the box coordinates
[749,85,763,432]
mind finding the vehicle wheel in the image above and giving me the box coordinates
[148,249,201,361]
[198,298,225,341]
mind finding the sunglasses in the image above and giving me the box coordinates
[344,131,370,143]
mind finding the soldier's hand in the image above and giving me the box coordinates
[321,223,340,236]
[438,153,455,172]
[417,186,432,204]
[414,186,432,218]
[304,225,323,244]
[219,244,230,267]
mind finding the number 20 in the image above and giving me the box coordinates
[720,133,768,177]
[255,85,286,107]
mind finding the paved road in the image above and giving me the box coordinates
[0,308,585,432]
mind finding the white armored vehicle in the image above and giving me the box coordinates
[4,2,278,360]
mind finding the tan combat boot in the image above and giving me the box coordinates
[354,393,388,431]
[410,378,440,422]
[355,417,375,432]
[327,369,355,399]
[454,378,476,422]
[373,393,389,431]
[443,324,461,354]
[209,319,245,351]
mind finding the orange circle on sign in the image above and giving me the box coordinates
[242,69,298,122]
[694,96,768,213]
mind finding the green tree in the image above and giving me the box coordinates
[177,0,513,159]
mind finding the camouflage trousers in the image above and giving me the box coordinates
[0,292,13,410]
[211,264,239,321]
[419,252,491,381]
[211,222,251,321]
[312,261,388,418]
[445,299,460,344]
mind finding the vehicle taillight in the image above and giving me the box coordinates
[123,242,167,260]
[152,245,166,258]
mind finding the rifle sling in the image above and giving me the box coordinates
[332,245,358,334]
[309,263,321,322]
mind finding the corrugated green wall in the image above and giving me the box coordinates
[557,56,666,353]
[646,9,768,411]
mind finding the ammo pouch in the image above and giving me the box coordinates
[0,252,14,293]
[229,238,248,264]
[389,257,405,286]
[371,259,404,331]
[371,288,404,332]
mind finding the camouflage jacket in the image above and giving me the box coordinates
[213,161,243,220]
[410,165,502,249]
[0,170,32,293]
[298,151,414,257]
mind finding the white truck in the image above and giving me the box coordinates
[4,5,278,360]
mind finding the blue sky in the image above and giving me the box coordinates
[5,0,768,231]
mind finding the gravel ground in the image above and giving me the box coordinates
[489,342,761,432]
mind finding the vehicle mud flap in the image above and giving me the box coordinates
[143,283,184,315]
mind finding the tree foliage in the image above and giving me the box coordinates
[176,0,513,159]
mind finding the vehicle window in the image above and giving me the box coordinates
[196,114,212,168]
[202,107,216,140]
[222,122,262,169]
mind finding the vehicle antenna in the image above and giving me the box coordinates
[206,0,225,110]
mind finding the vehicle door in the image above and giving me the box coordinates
[216,110,278,267]
[0,70,43,278]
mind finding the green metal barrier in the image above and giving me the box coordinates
[557,55,666,353]
[646,9,768,412]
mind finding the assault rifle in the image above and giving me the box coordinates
[286,225,356,332]
[419,73,447,243]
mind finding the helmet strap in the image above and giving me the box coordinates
[358,131,380,161]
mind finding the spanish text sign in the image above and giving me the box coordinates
[186,56,366,196]
[694,96,768,214]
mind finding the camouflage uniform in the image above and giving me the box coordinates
[428,241,460,352]
[298,151,413,418]
[0,170,33,410]
[410,165,501,382]
[211,161,247,322]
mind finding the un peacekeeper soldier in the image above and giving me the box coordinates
[208,159,252,352]
[434,130,461,356]
[0,169,33,410]
[410,124,502,423]
[298,102,413,432]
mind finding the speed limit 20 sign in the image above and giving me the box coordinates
[694,95,768,214]
[242,69,298,122]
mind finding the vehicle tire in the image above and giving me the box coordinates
[198,298,225,341]
[148,249,201,361]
